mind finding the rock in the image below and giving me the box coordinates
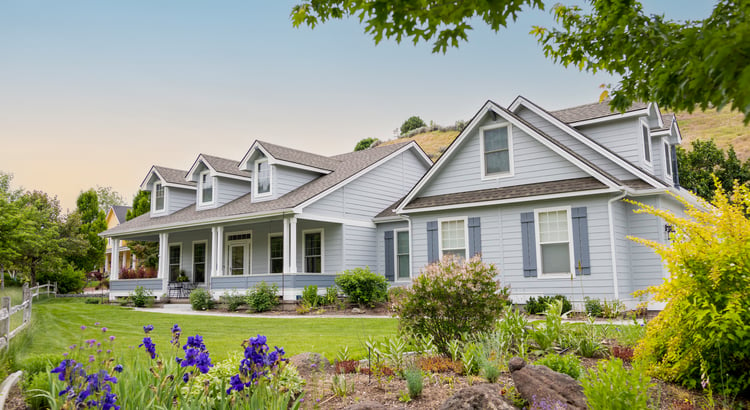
[288,352,331,376]
[508,357,587,409]
[439,383,517,410]
[352,307,363,314]
[343,400,390,410]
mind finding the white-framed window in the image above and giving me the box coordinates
[438,218,468,259]
[303,229,323,273]
[254,157,271,197]
[663,140,673,178]
[480,123,513,178]
[641,121,652,164]
[268,233,284,274]
[395,229,410,280]
[534,207,574,277]
[226,231,252,276]
[192,241,207,283]
[168,243,182,282]
[153,182,165,213]
[199,170,214,206]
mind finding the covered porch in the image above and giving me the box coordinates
[107,214,345,301]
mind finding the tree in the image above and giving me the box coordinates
[0,172,26,288]
[13,191,65,285]
[400,116,426,135]
[95,186,126,214]
[353,137,379,151]
[126,190,151,221]
[676,140,750,201]
[67,189,108,273]
[126,190,158,268]
[292,0,750,122]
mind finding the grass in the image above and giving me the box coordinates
[379,130,460,161]
[19,298,398,363]
[677,107,750,160]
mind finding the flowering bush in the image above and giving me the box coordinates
[118,266,157,279]
[396,255,510,354]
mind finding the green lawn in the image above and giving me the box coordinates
[16,298,398,362]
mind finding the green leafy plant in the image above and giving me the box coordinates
[84,298,100,304]
[396,256,509,354]
[530,299,567,352]
[404,367,423,398]
[399,115,426,135]
[189,287,214,311]
[535,354,583,380]
[301,285,322,307]
[525,295,572,315]
[330,374,353,397]
[584,297,603,317]
[130,285,153,308]
[246,281,279,312]
[601,299,626,319]
[479,359,501,383]
[334,267,388,307]
[323,285,339,306]
[569,317,608,358]
[38,265,85,294]
[460,342,483,376]
[581,358,653,409]
[220,289,245,312]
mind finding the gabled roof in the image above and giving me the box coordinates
[186,154,252,181]
[239,140,339,174]
[139,166,197,190]
[109,205,131,224]
[549,100,649,124]
[105,141,423,236]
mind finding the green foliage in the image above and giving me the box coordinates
[220,289,245,312]
[399,116,426,135]
[397,256,509,355]
[125,190,158,268]
[530,299,567,353]
[334,267,387,307]
[126,190,150,221]
[37,265,85,294]
[581,358,653,410]
[525,294,572,315]
[568,317,608,358]
[67,189,108,272]
[535,354,583,380]
[23,371,51,409]
[130,285,153,307]
[94,186,125,214]
[323,285,339,306]
[404,367,423,398]
[246,281,279,312]
[601,299,625,319]
[479,359,501,383]
[354,137,379,151]
[189,287,215,311]
[301,285,322,307]
[631,182,750,395]
[18,353,57,377]
[584,297,603,317]
[84,298,100,304]
[677,140,750,201]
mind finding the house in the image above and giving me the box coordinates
[375,97,698,308]
[103,205,135,274]
[101,97,697,307]
[102,140,432,300]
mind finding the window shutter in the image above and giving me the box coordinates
[468,217,482,258]
[426,221,439,264]
[384,231,394,281]
[671,146,680,188]
[520,212,537,277]
[571,207,591,275]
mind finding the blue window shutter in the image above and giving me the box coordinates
[468,217,481,258]
[571,207,591,275]
[671,145,680,188]
[426,221,439,264]
[384,231,394,281]
[520,212,537,277]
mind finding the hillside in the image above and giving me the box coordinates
[378,108,750,161]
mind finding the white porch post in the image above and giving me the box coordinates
[159,232,169,291]
[111,239,120,280]
[289,217,297,273]
[211,227,218,277]
[216,226,224,276]
[283,217,290,273]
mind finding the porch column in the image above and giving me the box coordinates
[216,226,224,276]
[158,232,169,290]
[289,217,297,273]
[211,227,218,277]
[283,217,290,273]
[111,239,120,280]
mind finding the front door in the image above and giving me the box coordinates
[227,242,250,275]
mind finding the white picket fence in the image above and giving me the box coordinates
[0,283,56,349]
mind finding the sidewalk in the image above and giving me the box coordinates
[132,303,390,319]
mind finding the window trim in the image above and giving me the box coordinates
[437,217,469,259]
[640,119,652,165]
[192,240,207,283]
[198,170,215,207]
[254,158,272,198]
[268,233,284,274]
[302,229,324,273]
[168,243,182,282]
[225,230,252,276]
[533,206,575,279]
[663,139,673,179]
[153,182,166,214]
[479,122,514,180]
[394,228,411,280]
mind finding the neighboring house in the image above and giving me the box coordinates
[102,140,432,300]
[104,205,135,274]
[375,97,698,308]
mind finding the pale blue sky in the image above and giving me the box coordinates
[0,1,715,211]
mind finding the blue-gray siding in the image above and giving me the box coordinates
[167,187,195,215]
[576,119,653,174]
[110,279,163,292]
[375,221,409,278]
[216,177,252,207]
[343,225,377,271]
[211,274,337,290]
[274,165,320,199]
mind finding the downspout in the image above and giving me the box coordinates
[608,190,627,299]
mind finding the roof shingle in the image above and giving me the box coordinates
[550,100,649,124]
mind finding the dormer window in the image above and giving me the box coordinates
[199,170,214,205]
[641,122,651,164]
[664,141,672,178]
[154,182,165,212]
[481,123,513,178]
[255,158,271,197]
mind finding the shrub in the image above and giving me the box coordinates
[581,358,653,409]
[404,367,423,398]
[246,281,279,312]
[118,266,157,279]
[525,295,572,315]
[400,115,426,135]
[323,285,339,306]
[354,137,379,151]
[301,285,321,307]
[631,181,750,395]
[535,354,583,380]
[584,297,603,317]
[37,265,85,294]
[3,273,22,287]
[334,267,388,307]
[130,285,153,307]
[220,289,245,312]
[84,298,100,304]
[189,287,214,311]
[397,256,509,355]
[601,299,626,319]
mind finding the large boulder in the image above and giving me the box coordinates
[508,357,586,409]
[439,383,517,410]
[288,352,331,376]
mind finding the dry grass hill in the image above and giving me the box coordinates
[378,108,750,162]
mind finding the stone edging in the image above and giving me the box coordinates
[0,371,22,410]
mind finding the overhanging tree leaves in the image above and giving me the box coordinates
[292,0,750,121]
[676,140,750,201]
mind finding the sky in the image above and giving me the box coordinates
[0,1,715,212]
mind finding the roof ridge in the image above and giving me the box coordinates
[257,140,342,162]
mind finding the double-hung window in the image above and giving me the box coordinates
[255,158,271,197]
[154,182,165,212]
[481,124,512,177]
[395,230,410,279]
[199,170,213,205]
[304,230,323,273]
[269,234,283,274]
[169,244,181,281]
[641,122,651,164]
[439,219,467,259]
[664,142,672,178]
[536,208,573,276]
[193,242,206,283]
